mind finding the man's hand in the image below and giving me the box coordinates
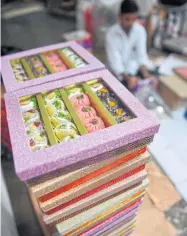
[121,73,139,90]
[143,74,158,88]
[140,65,151,78]
[143,72,152,78]
[127,76,138,90]
[139,65,158,88]
[149,76,158,88]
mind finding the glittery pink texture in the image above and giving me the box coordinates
[1,41,105,92]
[81,205,138,236]
[5,70,159,181]
[122,229,134,236]
[98,217,135,236]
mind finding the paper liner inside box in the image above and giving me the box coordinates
[2,41,104,92]
[55,179,148,235]
[39,152,149,213]
[28,146,146,197]
[5,69,159,181]
[43,168,147,225]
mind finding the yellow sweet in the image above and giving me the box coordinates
[70,88,79,94]
[29,123,36,131]
[108,101,116,107]
[46,105,56,116]
[50,111,71,127]
[35,135,43,141]
[20,100,30,106]
[47,92,55,100]
[116,108,124,116]
[99,88,108,93]
[92,83,102,89]
[55,128,77,141]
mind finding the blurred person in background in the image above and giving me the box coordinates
[106,0,157,91]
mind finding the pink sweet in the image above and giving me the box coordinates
[53,65,67,72]
[76,105,96,120]
[70,94,90,108]
[46,54,59,61]
[48,59,62,65]
[84,116,105,133]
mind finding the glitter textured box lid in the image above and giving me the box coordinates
[1,41,104,92]
[5,70,159,181]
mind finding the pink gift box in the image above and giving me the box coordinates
[1,41,104,92]
[5,69,159,181]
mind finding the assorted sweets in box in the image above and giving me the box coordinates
[1,41,104,92]
[18,79,135,152]
[3,43,160,236]
[5,69,159,181]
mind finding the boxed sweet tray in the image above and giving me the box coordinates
[5,70,159,181]
[1,41,104,92]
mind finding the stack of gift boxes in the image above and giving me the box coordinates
[2,42,159,236]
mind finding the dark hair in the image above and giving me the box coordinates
[120,0,139,14]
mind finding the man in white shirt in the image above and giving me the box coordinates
[106,0,156,90]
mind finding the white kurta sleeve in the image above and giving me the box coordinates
[136,27,149,67]
[106,32,125,80]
